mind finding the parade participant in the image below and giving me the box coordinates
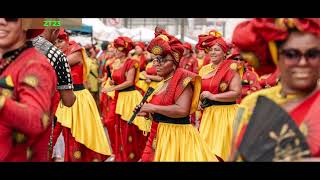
[232,18,320,160]
[131,41,147,71]
[0,18,57,161]
[139,27,219,162]
[54,29,111,162]
[102,36,150,162]
[179,42,198,73]
[228,45,261,103]
[196,49,206,70]
[196,32,241,161]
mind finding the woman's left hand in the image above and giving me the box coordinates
[200,91,214,100]
[140,103,156,114]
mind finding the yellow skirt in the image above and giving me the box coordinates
[55,89,111,156]
[116,90,151,133]
[136,80,158,93]
[154,123,218,162]
[199,104,238,160]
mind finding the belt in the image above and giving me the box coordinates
[201,98,236,108]
[153,113,190,124]
[73,84,85,91]
[119,86,136,92]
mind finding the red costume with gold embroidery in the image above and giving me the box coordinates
[179,42,198,73]
[233,18,320,160]
[53,32,110,161]
[112,58,147,161]
[0,43,57,161]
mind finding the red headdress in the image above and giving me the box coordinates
[147,27,184,64]
[113,36,135,55]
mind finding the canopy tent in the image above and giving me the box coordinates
[175,34,198,45]
[82,18,120,42]
[129,27,154,42]
[69,25,93,34]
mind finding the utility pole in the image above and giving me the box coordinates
[181,18,185,42]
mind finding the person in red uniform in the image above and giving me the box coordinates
[138,27,218,162]
[228,45,262,103]
[196,32,242,160]
[53,29,111,162]
[179,42,198,74]
[131,41,147,71]
[102,36,150,162]
[0,18,57,161]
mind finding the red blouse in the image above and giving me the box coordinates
[201,60,237,94]
[0,47,57,161]
[112,59,138,85]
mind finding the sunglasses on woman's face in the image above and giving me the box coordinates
[152,56,172,65]
[279,48,320,64]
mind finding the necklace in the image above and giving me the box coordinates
[0,41,33,74]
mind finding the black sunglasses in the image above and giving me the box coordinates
[279,48,320,64]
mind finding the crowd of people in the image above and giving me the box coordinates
[0,18,319,162]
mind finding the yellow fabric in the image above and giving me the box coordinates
[87,58,99,92]
[188,75,201,114]
[198,58,204,70]
[199,104,239,160]
[268,41,278,65]
[102,78,115,99]
[55,89,111,155]
[154,123,218,161]
[81,48,91,82]
[116,90,151,132]
[234,84,302,146]
[199,63,216,77]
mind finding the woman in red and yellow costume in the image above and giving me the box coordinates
[232,18,320,160]
[102,36,150,162]
[138,27,219,162]
[53,29,111,161]
[196,32,242,161]
[227,46,262,103]
[179,42,198,74]
[131,42,148,71]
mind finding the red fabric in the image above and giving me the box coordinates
[141,68,197,161]
[213,38,229,53]
[64,42,84,84]
[112,59,138,85]
[196,34,217,53]
[232,18,320,76]
[103,96,117,153]
[26,29,44,39]
[179,56,199,74]
[203,54,211,66]
[228,46,241,60]
[111,59,147,161]
[259,67,280,88]
[146,64,157,75]
[183,42,193,53]
[237,65,262,103]
[135,42,145,50]
[57,28,69,42]
[53,122,108,162]
[113,36,134,55]
[0,48,57,161]
[138,54,147,71]
[289,90,320,157]
[147,27,184,64]
[201,60,237,94]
